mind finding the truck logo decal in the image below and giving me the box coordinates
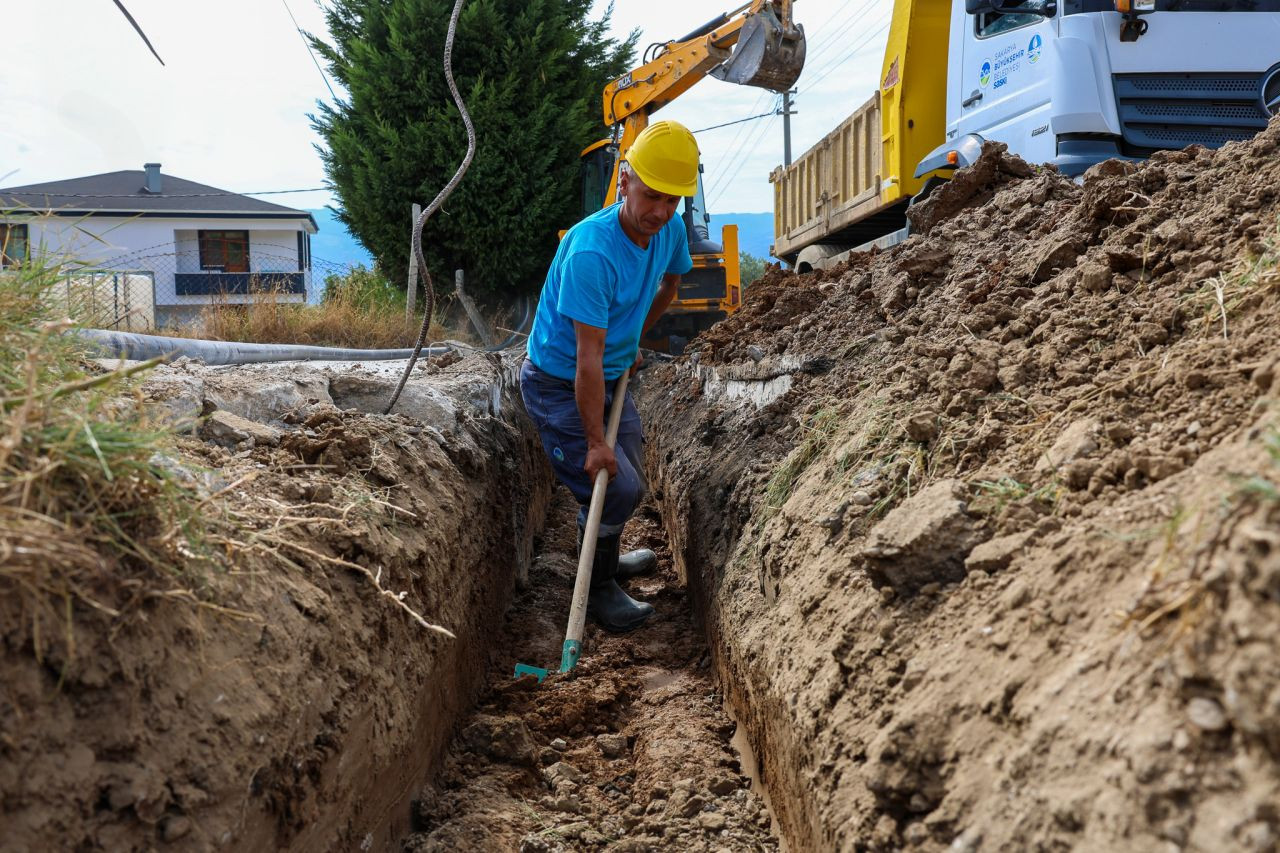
[882,57,900,91]
[1028,34,1042,64]
[1262,66,1280,118]
[980,61,992,88]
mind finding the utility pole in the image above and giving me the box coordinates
[781,89,797,167]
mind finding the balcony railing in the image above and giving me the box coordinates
[174,271,306,296]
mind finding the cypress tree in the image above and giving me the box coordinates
[310,0,636,302]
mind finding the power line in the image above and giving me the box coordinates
[281,0,339,102]
[707,111,779,208]
[803,17,890,83]
[691,110,779,134]
[800,21,891,93]
[708,113,778,209]
[704,92,778,196]
[802,1,885,68]
[703,89,774,193]
[245,188,330,196]
[111,0,164,66]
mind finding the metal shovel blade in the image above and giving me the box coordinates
[710,10,806,92]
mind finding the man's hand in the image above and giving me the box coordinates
[631,350,645,375]
[585,441,618,482]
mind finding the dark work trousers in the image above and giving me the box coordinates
[519,359,646,536]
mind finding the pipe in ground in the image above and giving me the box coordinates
[74,298,532,366]
[74,329,452,366]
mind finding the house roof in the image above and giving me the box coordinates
[0,168,318,232]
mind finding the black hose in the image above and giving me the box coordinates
[385,0,477,415]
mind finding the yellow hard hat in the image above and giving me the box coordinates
[624,120,700,197]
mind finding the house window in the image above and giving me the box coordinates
[296,231,311,271]
[198,230,250,273]
[0,224,28,269]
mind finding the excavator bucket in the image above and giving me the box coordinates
[710,8,806,92]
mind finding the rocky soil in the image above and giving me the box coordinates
[399,490,782,852]
[0,354,551,851]
[644,118,1280,851]
[6,119,1280,853]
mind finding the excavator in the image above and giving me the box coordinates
[576,1,806,352]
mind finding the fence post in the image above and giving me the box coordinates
[405,202,421,323]
[454,269,496,346]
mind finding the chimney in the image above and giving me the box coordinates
[143,163,162,194]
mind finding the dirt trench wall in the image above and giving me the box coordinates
[644,122,1280,852]
[0,354,552,851]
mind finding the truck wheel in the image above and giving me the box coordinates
[795,243,850,274]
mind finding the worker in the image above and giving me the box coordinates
[520,120,698,633]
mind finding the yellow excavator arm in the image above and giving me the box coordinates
[572,2,804,351]
[600,0,804,204]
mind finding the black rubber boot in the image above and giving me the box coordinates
[576,525,656,580]
[586,533,655,633]
[617,548,657,580]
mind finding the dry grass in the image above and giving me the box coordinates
[173,266,454,349]
[187,282,441,349]
[0,258,456,671]
[0,255,212,669]
[1183,218,1280,340]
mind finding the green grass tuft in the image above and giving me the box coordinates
[1,252,206,667]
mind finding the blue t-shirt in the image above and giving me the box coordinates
[527,203,693,381]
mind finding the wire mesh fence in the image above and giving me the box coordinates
[53,241,366,332]
[56,271,156,332]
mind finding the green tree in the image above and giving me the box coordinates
[311,0,635,301]
[740,251,767,285]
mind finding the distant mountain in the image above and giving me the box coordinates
[307,208,374,274]
[709,212,774,261]
[305,207,778,285]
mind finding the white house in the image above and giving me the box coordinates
[0,163,318,328]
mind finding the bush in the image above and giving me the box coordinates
[741,251,767,285]
[188,265,448,349]
[322,263,404,312]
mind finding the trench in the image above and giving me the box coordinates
[395,489,785,852]
[375,361,817,853]
[4,351,799,852]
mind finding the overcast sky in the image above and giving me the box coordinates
[1,0,894,216]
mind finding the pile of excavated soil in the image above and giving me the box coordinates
[0,354,550,851]
[645,117,1280,851]
[400,490,781,852]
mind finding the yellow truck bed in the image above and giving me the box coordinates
[769,0,951,265]
[770,93,894,262]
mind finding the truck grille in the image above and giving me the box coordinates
[1113,73,1270,150]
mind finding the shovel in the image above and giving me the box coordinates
[710,5,806,93]
[515,370,632,683]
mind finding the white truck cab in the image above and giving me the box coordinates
[919,0,1280,177]
[772,0,1280,271]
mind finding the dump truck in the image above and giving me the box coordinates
[772,0,1280,271]
[577,1,806,351]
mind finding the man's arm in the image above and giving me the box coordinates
[642,273,680,336]
[574,320,617,481]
